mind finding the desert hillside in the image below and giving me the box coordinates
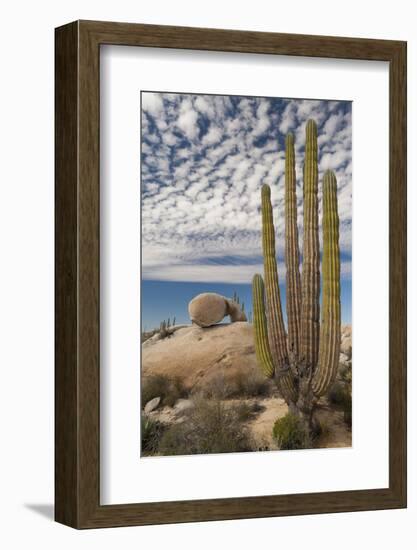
[141,323,352,455]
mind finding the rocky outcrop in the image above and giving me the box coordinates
[188,292,247,327]
[142,323,352,394]
[142,322,257,392]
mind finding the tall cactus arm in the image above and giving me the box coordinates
[252,275,298,402]
[313,171,341,396]
[300,119,320,371]
[285,133,302,362]
[261,184,288,369]
[252,274,275,378]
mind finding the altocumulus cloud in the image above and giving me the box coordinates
[141,92,352,284]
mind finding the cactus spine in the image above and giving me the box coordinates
[252,119,341,423]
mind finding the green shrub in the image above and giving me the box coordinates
[272,413,311,450]
[157,397,252,456]
[142,374,188,408]
[141,414,164,455]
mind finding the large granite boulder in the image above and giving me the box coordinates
[188,292,247,327]
[142,322,258,392]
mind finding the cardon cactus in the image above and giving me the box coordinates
[252,119,341,427]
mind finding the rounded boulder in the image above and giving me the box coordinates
[188,292,228,327]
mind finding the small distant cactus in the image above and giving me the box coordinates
[160,320,168,338]
[232,290,242,305]
[252,119,341,430]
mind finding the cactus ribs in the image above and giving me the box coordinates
[252,119,341,431]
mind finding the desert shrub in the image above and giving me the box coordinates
[272,413,311,450]
[339,363,352,384]
[234,401,254,422]
[231,370,272,397]
[157,397,252,456]
[163,376,189,407]
[141,414,164,455]
[142,374,188,408]
[202,370,272,400]
[328,381,348,405]
[327,381,352,428]
[250,401,265,414]
[200,373,229,399]
[311,418,331,444]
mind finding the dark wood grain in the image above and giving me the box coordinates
[55,21,79,527]
[55,20,407,529]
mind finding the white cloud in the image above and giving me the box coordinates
[279,103,296,134]
[141,93,352,286]
[177,99,199,140]
[142,259,352,285]
[162,132,178,147]
[320,149,350,171]
[252,101,270,136]
[202,126,222,146]
[323,111,344,138]
[194,95,215,117]
[142,93,163,116]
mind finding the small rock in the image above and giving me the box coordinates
[339,352,350,365]
[174,399,194,414]
[144,396,161,413]
[340,328,352,358]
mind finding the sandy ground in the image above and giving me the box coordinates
[245,397,287,450]
[315,403,352,448]
[148,394,352,451]
[244,397,351,450]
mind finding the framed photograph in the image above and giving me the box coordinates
[55,20,406,528]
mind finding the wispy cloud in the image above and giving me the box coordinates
[141,93,352,284]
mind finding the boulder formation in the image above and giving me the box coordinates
[142,323,352,396]
[142,322,257,392]
[188,292,247,327]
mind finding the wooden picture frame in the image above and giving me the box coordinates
[55,20,407,528]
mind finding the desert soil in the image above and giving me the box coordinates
[143,322,352,451]
[148,394,352,451]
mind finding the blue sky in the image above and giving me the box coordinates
[141,92,352,330]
